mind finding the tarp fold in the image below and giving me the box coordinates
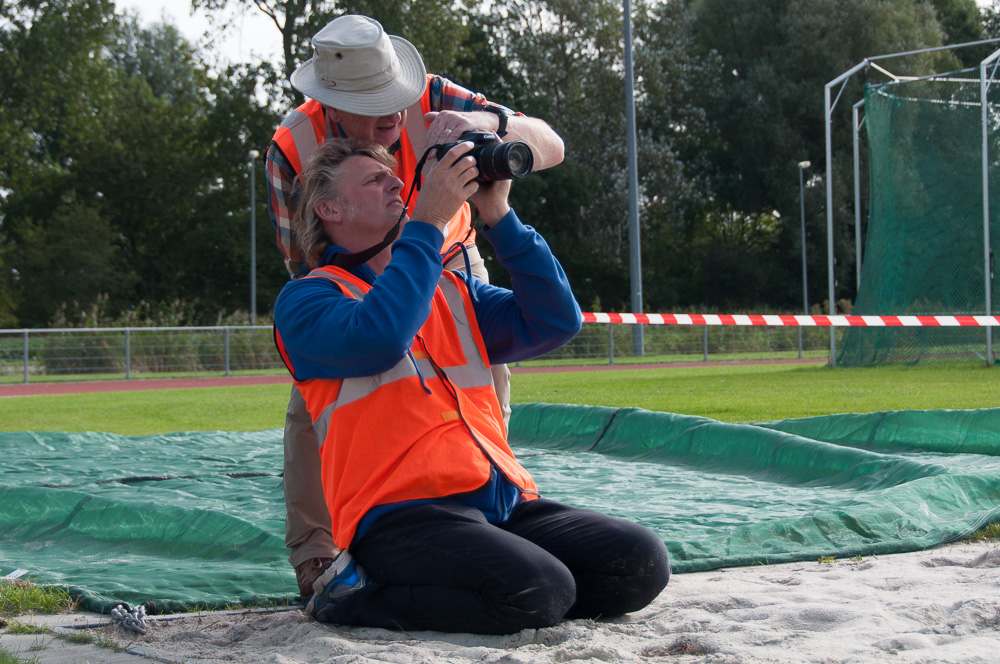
[2,404,998,612]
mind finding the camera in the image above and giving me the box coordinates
[434,130,534,182]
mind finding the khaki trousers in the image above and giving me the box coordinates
[282,244,512,565]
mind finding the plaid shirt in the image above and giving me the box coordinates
[267,75,507,278]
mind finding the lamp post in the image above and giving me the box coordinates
[798,160,811,359]
[624,0,643,356]
[249,149,259,325]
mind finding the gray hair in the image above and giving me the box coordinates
[293,139,397,269]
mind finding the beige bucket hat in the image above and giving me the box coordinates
[290,15,427,116]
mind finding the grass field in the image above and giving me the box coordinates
[513,362,1000,421]
[1,363,997,434]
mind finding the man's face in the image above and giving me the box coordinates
[327,107,406,148]
[329,155,406,239]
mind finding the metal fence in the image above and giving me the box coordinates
[0,323,834,384]
[523,322,833,366]
[0,326,282,383]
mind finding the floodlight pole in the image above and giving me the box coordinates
[249,149,259,325]
[798,161,811,359]
[624,0,643,355]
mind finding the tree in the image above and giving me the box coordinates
[479,0,729,313]
[928,0,985,66]
[979,1,1000,53]
[482,0,640,310]
[190,0,477,106]
[77,18,285,322]
[14,198,117,325]
[0,0,116,177]
[1,3,285,326]
[0,0,120,326]
[0,241,17,327]
[689,0,951,309]
[183,61,285,318]
[631,1,724,309]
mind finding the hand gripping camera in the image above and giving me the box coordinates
[434,130,534,182]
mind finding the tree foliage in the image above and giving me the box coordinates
[1,1,282,327]
[189,0,477,105]
[1,0,994,328]
[688,0,951,308]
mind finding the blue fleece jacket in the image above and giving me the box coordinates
[274,209,580,542]
[274,209,582,380]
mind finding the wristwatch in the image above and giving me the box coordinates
[483,104,511,138]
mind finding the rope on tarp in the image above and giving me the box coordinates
[109,602,153,635]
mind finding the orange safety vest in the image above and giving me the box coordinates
[275,266,538,549]
[271,74,474,259]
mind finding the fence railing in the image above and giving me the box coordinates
[0,323,833,384]
[0,326,282,384]
[7,312,996,384]
[521,322,832,367]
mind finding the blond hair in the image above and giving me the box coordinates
[293,139,397,269]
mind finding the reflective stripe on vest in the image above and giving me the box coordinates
[289,264,535,548]
[304,270,495,446]
[273,99,327,174]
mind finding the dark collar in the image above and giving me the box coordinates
[316,245,377,284]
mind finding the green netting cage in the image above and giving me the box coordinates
[838,72,999,366]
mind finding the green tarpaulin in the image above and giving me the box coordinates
[2,404,998,613]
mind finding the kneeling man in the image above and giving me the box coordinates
[273,138,669,634]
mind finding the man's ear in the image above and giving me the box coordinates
[314,199,342,224]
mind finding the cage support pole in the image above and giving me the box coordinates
[981,52,1000,365]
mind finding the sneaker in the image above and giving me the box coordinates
[295,557,334,598]
[304,550,368,622]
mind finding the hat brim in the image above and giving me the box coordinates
[290,36,428,116]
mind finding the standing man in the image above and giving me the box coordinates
[273,137,669,633]
[265,14,566,599]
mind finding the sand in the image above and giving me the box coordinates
[7,540,1000,664]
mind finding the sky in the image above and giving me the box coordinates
[115,0,284,68]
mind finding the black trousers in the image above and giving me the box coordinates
[329,498,671,634]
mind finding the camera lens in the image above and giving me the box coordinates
[476,141,534,181]
[505,144,532,177]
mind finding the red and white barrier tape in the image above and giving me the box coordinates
[582,313,1000,327]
